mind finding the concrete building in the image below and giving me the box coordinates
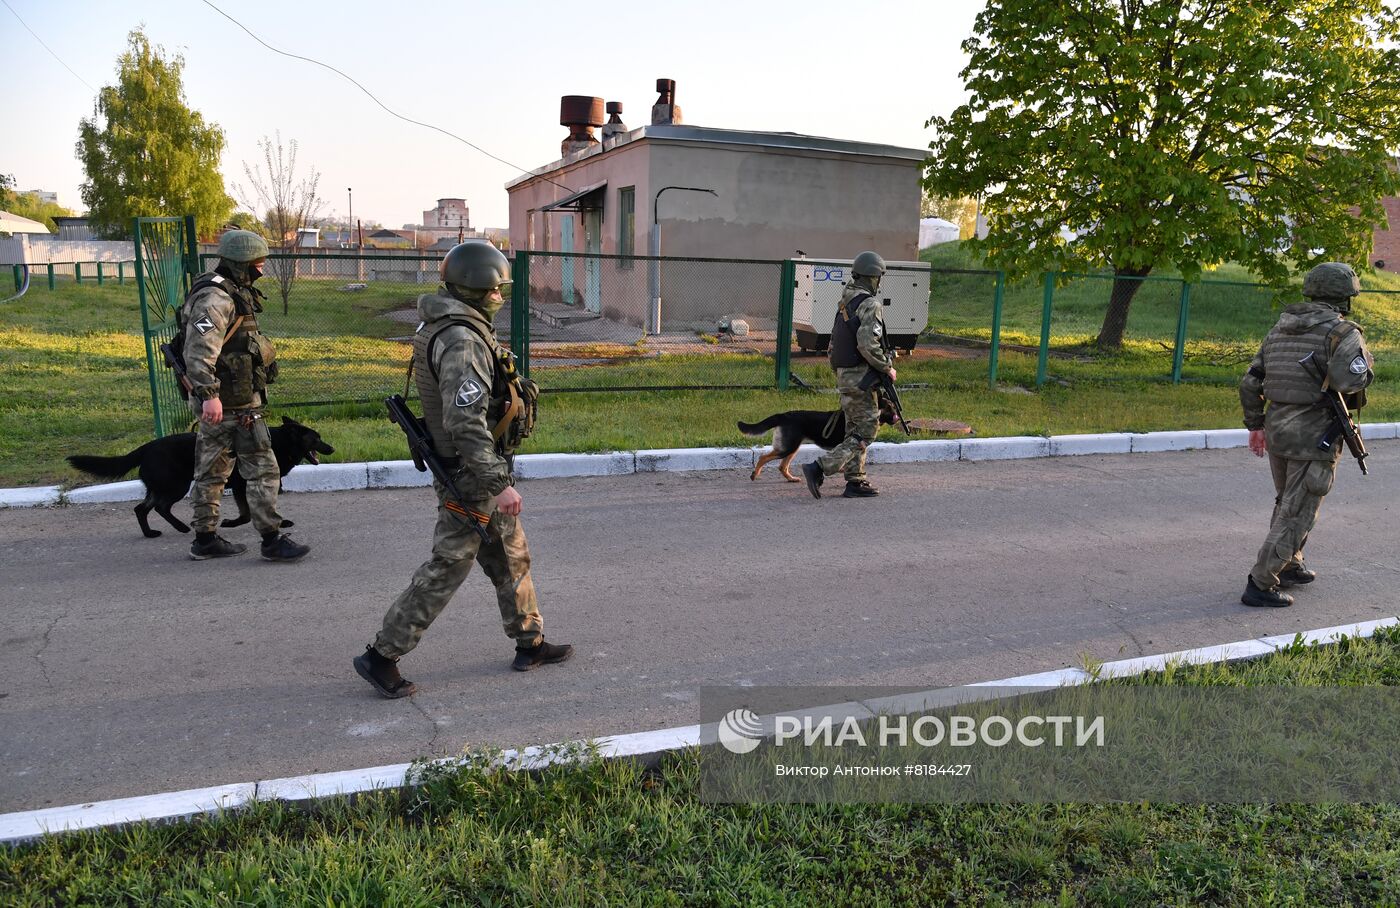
[505,80,924,329]
[21,190,59,205]
[1371,196,1400,271]
[423,198,470,233]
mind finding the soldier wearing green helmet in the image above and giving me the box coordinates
[1238,261,1374,608]
[354,241,569,699]
[802,250,895,499]
[180,228,310,563]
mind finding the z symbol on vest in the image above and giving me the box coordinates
[1349,355,1369,375]
[455,379,485,408]
[194,315,215,335]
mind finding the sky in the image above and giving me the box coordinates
[1,0,983,231]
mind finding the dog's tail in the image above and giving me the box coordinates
[67,448,145,479]
[736,415,784,436]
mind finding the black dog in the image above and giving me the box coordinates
[67,416,334,538]
[738,399,897,482]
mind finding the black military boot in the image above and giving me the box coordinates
[1279,565,1317,588]
[353,645,416,699]
[843,480,880,498]
[190,533,247,560]
[802,461,824,499]
[1241,576,1293,608]
[261,533,310,562]
[512,640,574,672]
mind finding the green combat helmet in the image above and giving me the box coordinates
[217,229,269,263]
[852,251,887,277]
[442,242,511,293]
[1302,262,1362,313]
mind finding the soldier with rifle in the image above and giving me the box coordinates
[355,242,568,698]
[1238,262,1375,608]
[802,251,905,499]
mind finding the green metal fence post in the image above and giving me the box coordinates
[74,262,82,284]
[989,270,1006,388]
[1171,280,1192,384]
[511,251,531,378]
[11,265,19,293]
[118,261,125,284]
[776,258,796,390]
[183,215,199,285]
[132,218,165,438]
[97,262,105,285]
[47,263,55,290]
[1036,272,1054,388]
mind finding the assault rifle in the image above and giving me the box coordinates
[159,341,194,398]
[859,368,911,435]
[1298,353,1369,476]
[385,394,493,542]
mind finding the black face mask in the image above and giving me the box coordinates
[248,264,264,283]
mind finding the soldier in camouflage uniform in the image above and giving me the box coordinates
[183,229,309,563]
[803,251,895,499]
[1239,262,1374,608]
[354,242,570,698]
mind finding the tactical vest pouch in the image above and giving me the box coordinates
[251,331,279,387]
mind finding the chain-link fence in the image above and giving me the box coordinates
[196,252,440,407]
[155,250,1396,411]
[519,250,787,391]
[923,270,1400,388]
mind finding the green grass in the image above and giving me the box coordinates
[921,241,1400,355]
[4,627,1398,906]
[4,272,1399,488]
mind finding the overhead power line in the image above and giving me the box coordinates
[2,0,97,92]
[198,0,572,193]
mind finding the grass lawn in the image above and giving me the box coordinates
[4,269,1398,488]
[4,627,1397,906]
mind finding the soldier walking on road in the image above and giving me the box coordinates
[354,243,571,699]
[1239,262,1374,608]
[803,251,895,499]
[182,229,310,563]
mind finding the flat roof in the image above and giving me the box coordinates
[506,123,925,191]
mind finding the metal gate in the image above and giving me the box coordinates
[135,215,199,437]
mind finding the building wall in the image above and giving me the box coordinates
[648,141,919,263]
[506,137,920,330]
[1372,196,1400,271]
[0,235,134,265]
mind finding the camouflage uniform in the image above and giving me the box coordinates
[372,289,543,658]
[817,281,893,482]
[182,268,283,536]
[1241,299,1373,591]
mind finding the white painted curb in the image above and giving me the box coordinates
[3,615,1395,845]
[7,425,1397,509]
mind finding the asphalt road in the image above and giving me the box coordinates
[3,444,1397,812]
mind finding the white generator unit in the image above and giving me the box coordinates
[792,259,930,353]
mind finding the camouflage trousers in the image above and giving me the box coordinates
[191,409,282,535]
[374,481,542,658]
[1250,454,1337,590]
[817,367,879,482]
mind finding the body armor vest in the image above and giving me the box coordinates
[181,274,277,409]
[413,313,538,460]
[830,291,872,369]
[1261,317,1356,405]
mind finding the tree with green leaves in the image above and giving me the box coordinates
[0,174,74,233]
[925,0,1400,349]
[76,29,233,239]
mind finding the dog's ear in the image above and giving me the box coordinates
[281,416,290,425]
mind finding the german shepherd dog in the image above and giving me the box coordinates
[738,398,897,482]
[66,416,334,538]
